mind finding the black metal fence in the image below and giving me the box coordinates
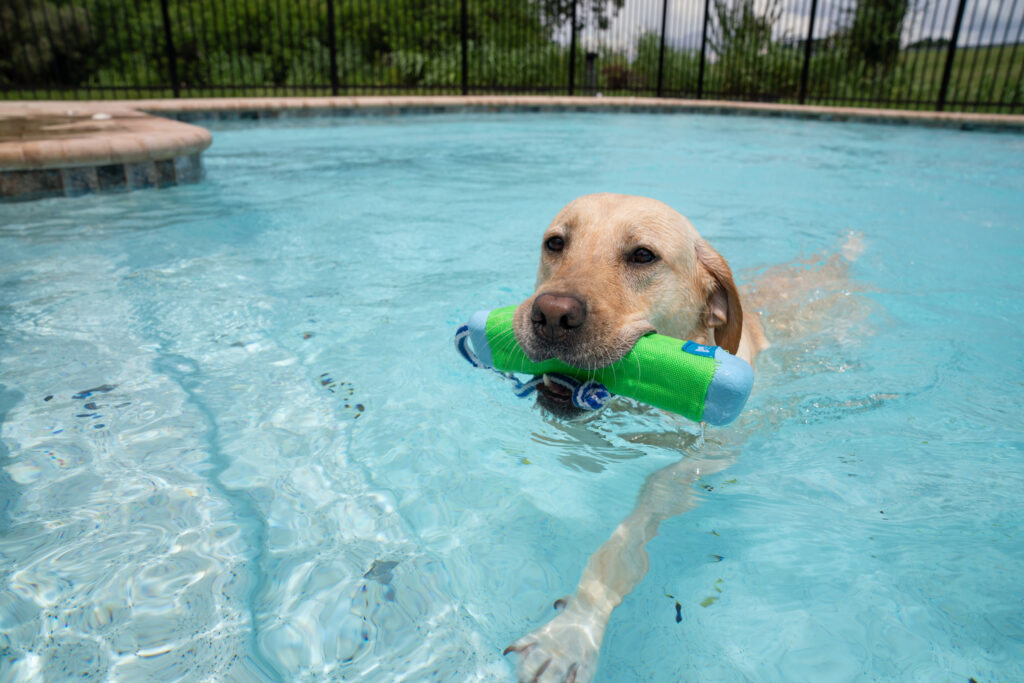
[1,0,1022,113]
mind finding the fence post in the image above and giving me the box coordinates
[657,0,669,97]
[585,52,598,94]
[461,0,468,95]
[326,0,339,95]
[937,0,968,111]
[158,0,179,97]
[798,0,818,105]
[697,0,710,99]
[569,0,578,95]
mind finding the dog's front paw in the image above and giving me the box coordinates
[504,598,606,683]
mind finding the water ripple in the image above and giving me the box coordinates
[2,113,1023,682]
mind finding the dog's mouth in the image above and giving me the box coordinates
[535,374,588,418]
[517,326,655,371]
[513,299,655,370]
[536,375,572,403]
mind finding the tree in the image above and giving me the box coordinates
[709,0,779,60]
[0,0,95,87]
[708,0,799,97]
[844,0,910,72]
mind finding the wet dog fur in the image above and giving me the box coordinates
[502,193,770,682]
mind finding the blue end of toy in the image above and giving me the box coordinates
[703,347,754,426]
[466,309,494,368]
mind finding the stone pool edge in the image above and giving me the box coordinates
[0,102,212,202]
[131,95,1024,132]
[3,96,1023,201]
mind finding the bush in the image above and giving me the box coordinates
[0,0,96,87]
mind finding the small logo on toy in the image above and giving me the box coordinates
[682,341,718,358]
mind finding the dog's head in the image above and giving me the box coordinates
[513,194,743,374]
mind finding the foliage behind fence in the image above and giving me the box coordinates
[1,0,1021,112]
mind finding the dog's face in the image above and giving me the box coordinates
[513,194,743,374]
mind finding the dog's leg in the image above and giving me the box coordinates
[505,452,730,683]
[742,231,867,346]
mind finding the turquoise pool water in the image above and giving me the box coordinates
[1,112,1022,682]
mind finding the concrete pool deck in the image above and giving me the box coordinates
[2,96,1023,201]
[0,102,211,201]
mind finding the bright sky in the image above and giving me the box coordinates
[551,0,1023,55]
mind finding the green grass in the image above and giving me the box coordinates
[899,44,1024,112]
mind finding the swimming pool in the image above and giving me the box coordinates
[1,111,1022,682]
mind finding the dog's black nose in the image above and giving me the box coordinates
[531,293,586,342]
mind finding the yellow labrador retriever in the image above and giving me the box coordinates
[503,193,769,682]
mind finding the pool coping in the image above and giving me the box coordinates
[0,101,212,201]
[126,95,1024,130]
[3,95,1022,201]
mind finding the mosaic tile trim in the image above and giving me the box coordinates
[0,153,203,202]
[164,103,1023,133]
[130,96,1024,133]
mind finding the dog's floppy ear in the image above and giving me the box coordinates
[696,242,743,355]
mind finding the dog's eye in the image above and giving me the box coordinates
[545,236,565,253]
[629,247,657,264]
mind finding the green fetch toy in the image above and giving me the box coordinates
[455,305,753,425]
